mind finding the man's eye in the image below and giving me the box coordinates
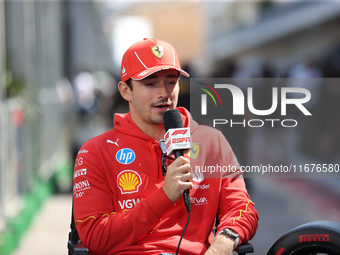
[145,83,155,86]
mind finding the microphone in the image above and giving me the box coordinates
[163,109,191,212]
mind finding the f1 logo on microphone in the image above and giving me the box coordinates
[171,129,188,136]
[164,127,191,156]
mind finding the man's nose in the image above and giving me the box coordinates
[158,82,170,98]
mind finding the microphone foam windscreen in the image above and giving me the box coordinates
[163,109,183,131]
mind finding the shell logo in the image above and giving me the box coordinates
[117,170,142,194]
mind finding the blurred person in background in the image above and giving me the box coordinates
[72,38,258,255]
[71,69,120,162]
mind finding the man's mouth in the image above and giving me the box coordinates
[153,103,171,110]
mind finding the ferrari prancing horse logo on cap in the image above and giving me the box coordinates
[151,45,164,58]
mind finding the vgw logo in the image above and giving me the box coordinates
[118,198,140,210]
[196,82,312,128]
[116,148,135,164]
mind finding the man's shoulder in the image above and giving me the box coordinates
[193,124,222,137]
[191,124,229,150]
[84,128,120,147]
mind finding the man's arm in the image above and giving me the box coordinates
[213,132,259,247]
[73,141,175,254]
[74,141,193,254]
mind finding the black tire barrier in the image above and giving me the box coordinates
[267,220,340,255]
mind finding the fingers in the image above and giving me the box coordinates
[166,156,191,176]
[171,156,192,176]
[177,163,191,175]
[179,171,193,182]
[178,182,193,194]
[171,156,190,168]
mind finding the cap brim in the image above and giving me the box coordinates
[131,65,190,81]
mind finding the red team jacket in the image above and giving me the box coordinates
[73,107,258,255]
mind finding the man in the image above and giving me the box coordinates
[73,38,258,255]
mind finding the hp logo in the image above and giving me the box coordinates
[116,148,135,164]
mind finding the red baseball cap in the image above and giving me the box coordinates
[120,38,190,82]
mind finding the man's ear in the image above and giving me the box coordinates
[118,81,131,102]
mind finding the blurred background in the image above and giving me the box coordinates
[0,0,340,254]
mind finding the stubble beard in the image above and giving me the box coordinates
[148,99,175,125]
[148,110,165,125]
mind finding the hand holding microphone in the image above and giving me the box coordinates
[162,109,192,212]
[162,157,192,203]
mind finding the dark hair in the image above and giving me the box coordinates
[122,78,132,107]
[125,78,133,91]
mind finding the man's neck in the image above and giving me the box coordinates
[140,123,165,141]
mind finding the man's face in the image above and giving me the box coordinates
[126,69,180,126]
